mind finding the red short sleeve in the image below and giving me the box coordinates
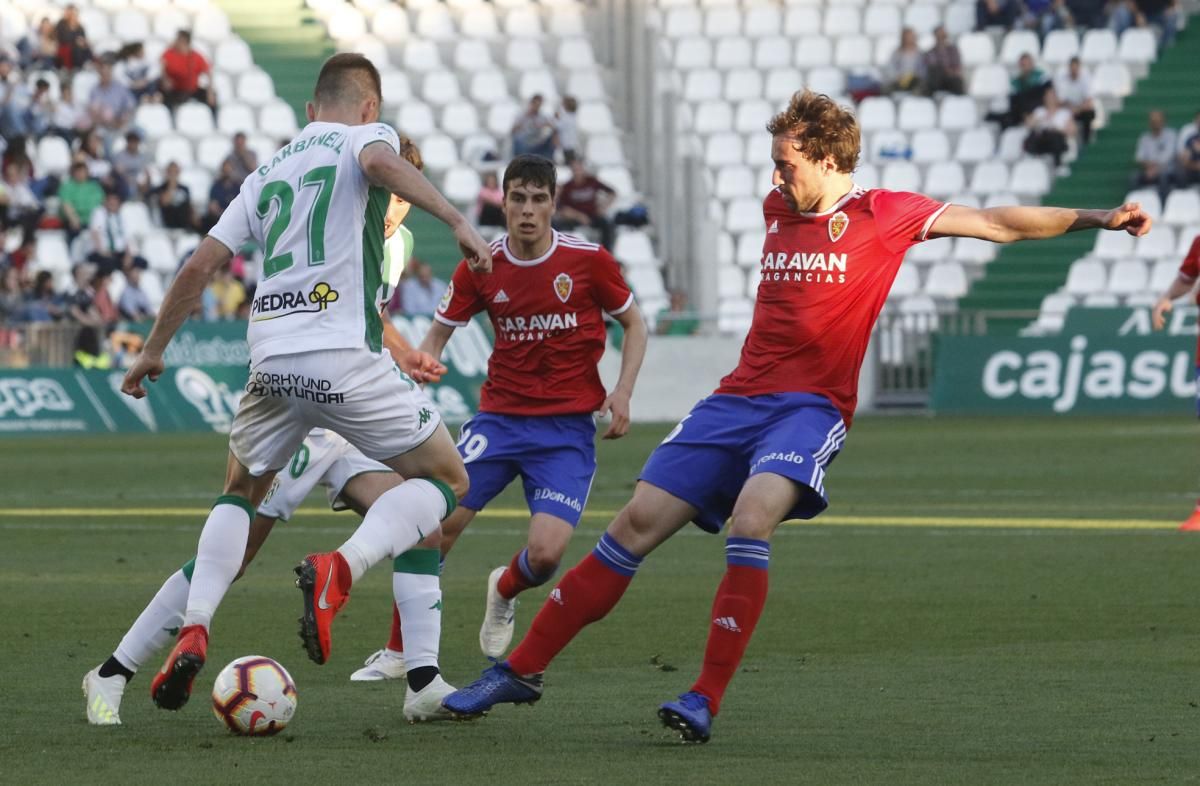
[1180,235,1200,280]
[591,249,634,315]
[434,261,484,326]
[872,190,949,255]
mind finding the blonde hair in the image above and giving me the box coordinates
[766,90,860,174]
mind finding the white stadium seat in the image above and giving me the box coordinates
[783,7,822,38]
[714,37,753,69]
[889,263,920,298]
[958,32,996,67]
[135,103,174,138]
[1107,260,1148,295]
[765,68,804,102]
[938,95,978,131]
[911,130,950,163]
[954,237,997,264]
[736,231,765,267]
[421,70,462,105]
[1150,259,1181,291]
[1092,63,1132,98]
[440,102,480,138]
[969,64,1010,99]
[557,38,597,70]
[1135,228,1176,260]
[1080,29,1118,65]
[215,39,254,74]
[614,231,657,266]
[834,35,873,69]
[1000,29,1040,65]
[565,71,606,102]
[684,69,722,102]
[793,36,833,70]
[705,133,745,167]
[904,4,941,35]
[1009,158,1051,197]
[1163,190,1200,226]
[236,70,275,105]
[418,134,458,171]
[954,128,995,163]
[969,161,1010,195]
[724,69,763,102]
[371,5,411,43]
[704,6,742,37]
[882,162,921,193]
[577,102,615,134]
[743,5,782,38]
[1065,259,1107,296]
[415,5,456,41]
[173,102,215,140]
[673,37,713,69]
[897,97,937,131]
[442,165,482,203]
[725,197,763,232]
[823,6,860,36]
[396,103,436,138]
[863,5,901,36]
[119,202,152,239]
[925,262,968,299]
[453,40,494,71]
[1041,29,1080,67]
[403,40,444,72]
[807,66,846,97]
[586,135,625,167]
[518,70,559,102]
[693,100,733,134]
[196,135,229,171]
[665,7,703,38]
[857,97,896,132]
[1118,28,1157,66]
[486,102,521,137]
[734,100,772,134]
[153,133,194,168]
[924,161,965,198]
[1093,230,1134,260]
[459,6,499,38]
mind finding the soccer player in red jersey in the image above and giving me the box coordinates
[443,90,1153,741]
[1152,233,1200,530]
[354,154,647,669]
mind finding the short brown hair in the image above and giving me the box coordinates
[313,53,381,109]
[503,154,557,198]
[398,135,423,171]
[766,90,860,174]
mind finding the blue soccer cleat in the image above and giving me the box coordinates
[658,691,712,743]
[441,663,543,719]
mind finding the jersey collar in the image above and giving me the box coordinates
[504,230,560,266]
[796,184,866,218]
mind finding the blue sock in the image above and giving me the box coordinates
[725,537,770,570]
[592,532,643,577]
[517,547,556,586]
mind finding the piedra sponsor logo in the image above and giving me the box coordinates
[252,282,339,321]
[246,372,346,404]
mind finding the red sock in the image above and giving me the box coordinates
[386,602,403,653]
[690,565,769,716]
[496,549,536,600]
[506,553,633,675]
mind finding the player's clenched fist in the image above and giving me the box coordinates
[121,352,164,398]
[455,221,493,273]
[1104,202,1153,237]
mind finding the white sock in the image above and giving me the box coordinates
[114,568,190,672]
[392,549,442,670]
[338,479,448,583]
[183,498,252,629]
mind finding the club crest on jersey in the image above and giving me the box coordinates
[828,211,849,243]
[437,281,454,314]
[553,273,573,303]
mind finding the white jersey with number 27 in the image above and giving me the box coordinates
[209,121,401,366]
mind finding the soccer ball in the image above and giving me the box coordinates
[211,656,297,736]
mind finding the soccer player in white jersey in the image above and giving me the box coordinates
[119,54,491,713]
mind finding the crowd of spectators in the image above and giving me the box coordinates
[976,0,1180,46]
[1132,108,1200,196]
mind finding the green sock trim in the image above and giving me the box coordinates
[181,557,196,582]
[213,494,255,521]
[419,477,457,520]
[393,548,441,575]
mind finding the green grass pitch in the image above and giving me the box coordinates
[3,415,1200,784]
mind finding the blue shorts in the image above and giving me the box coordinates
[640,392,847,533]
[457,412,597,526]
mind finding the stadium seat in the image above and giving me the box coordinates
[1108,260,1149,295]
[442,165,482,204]
[673,37,713,70]
[718,264,745,298]
[714,37,753,69]
[735,230,765,267]
[214,39,254,75]
[441,102,481,138]
[518,70,559,102]
[1000,29,1040,65]
[694,100,733,134]
[1093,230,1135,260]
[154,133,194,168]
[724,69,763,102]
[614,230,657,266]
[897,97,937,131]
[380,69,414,105]
[807,66,846,98]
[1080,29,1118,65]
[415,5,456,41]
[943,2,976,35]
[1092,63,1132,98]
[704,6,742,37]
[911,130,950,163]
[783,7,822,37]
[1125,188,1162,220]
[459,6,499,39]
[925,262,968,299]
[1041,29,1080,67]
[953,128,995,163]
[904,4,941,35]
[396,103,436,138]
[957,32,996,67]
[890,263,921,298]
[858,97,896,133]
[882,162,921,192]
[909,235,952,264]
[704,132,744,167]
[715,165,755,200]
[486,101,520,137]
[793,36,834,70]
[872,35,901,69]
[684,69,722,102]
[717,297,753,334]
[193,8,231,43]
[548,7,586,37]
[734,100,772,134]
[453,40,494,71]
[754,36,793,70]
[577,102,615,135]
[1177,231,1198,256]
[418,134,457,171]
[421,70,462,105]
[236,70,275,105]
[586,135,625,167]
[135,103,174,138]
[565,71,606,103]
[196,135,229,171]
[953,237,997,264]
[1150,259,1181,291]
[968,64,1010,99]
[113,9,151,42]
[725,197,762,232]
[924,161,965,198]
[834,35,873,69]
[665,7,703,38]
[1010,159,1051,197]
[764,68,804,102]
[1065,258,1107,296]
[854,162,880,189]
[742,5,781,38]
[152,8,189,41]
[118,201,152,240]
[465,71,507,106]
[174,102,215,140]
[997,127,1028,162]
[938,95,978,132]
[371,5,411,43]
[823,6,860,36]
[1135,228,1176,259]
[461,133,498,166]
[969,161,1010,195]
[403,40,444,72]
[557,38,597,70]
[140,230,175,272]
[178,167,212,209]
[863,4,901,36]
[1164,190,1200,226]
[1118,28,1157,66]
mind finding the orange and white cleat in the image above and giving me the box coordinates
[1179,510,1200,532]
[295,552,352,665]
[150,624,208,710]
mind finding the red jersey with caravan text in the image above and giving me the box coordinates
[436,230,634,416]
[1177,234,1200,362]
[717,186,948,426]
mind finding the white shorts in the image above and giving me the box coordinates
[230,347,442,476]
[257,429,391,521]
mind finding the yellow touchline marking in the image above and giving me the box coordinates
[0,509,1177,530]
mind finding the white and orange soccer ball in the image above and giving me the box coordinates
[211,656,297,736]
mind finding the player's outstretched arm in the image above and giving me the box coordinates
[121,236,232,398]
[929,202,1153,244]
[383,317,446,383]
[359,143,492,273]
[599,302,648,440]
[417,320,456,364]
[1152,273,1197,330]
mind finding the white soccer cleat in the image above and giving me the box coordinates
[403,675,456,722]
[349,648,406,682]
[82,667,125,726]
[479,565,517,659]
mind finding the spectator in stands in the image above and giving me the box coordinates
[116,42,159,103]
[25,78,54,138]
[1133,109,1177,193]
[118,259,155,321]
[112,130,151,200]
[885,28,927,94]
[554,158,616,250]
[18,18,59,71]
[207,261,245,320]
[1054,57,1096,144]
[1109,0,1179,48]
[0,158,44,244]
[1020,0,1073,36]
[923,26,965,96]
[160,30,216,114]
[88,57,137,141]
[401,260,447,316]
[657,290,700,336]
[1177,109,1199,156]
[1173,132,1200,189]
[0,265,23,325]
[88,190,148,275]
[989,53,1049,129]
[66,261,102,326]
[976,0,1021,28]
[22,270,63,322]
[58,160,104,244]
[1024,87,1076,171]
[150,161,197,231]
[55,5,92,71]
[78,129,117,192]
[0,55,33,138]
[1066,0,1109,28]
[475,170,505,228]
[91,266,119,324]
[201,159,240,233]
[511,94,556,158]
[222,132,258,184]
[556,96,580,164]
[49,83,84,143]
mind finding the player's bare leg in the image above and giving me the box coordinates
[660,471,800,743]
[443,482,695,718]
[152,453,275,711]
[297,425,467,665]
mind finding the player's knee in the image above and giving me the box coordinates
[442,464,469,502]
[525,541,563,577]
[727,508,777,540]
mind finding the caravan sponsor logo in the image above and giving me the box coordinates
[497,311,578,342]
[759,251,848,285]
[245,372,346,404]
[251,282,339,321]
[532,487,584,513]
